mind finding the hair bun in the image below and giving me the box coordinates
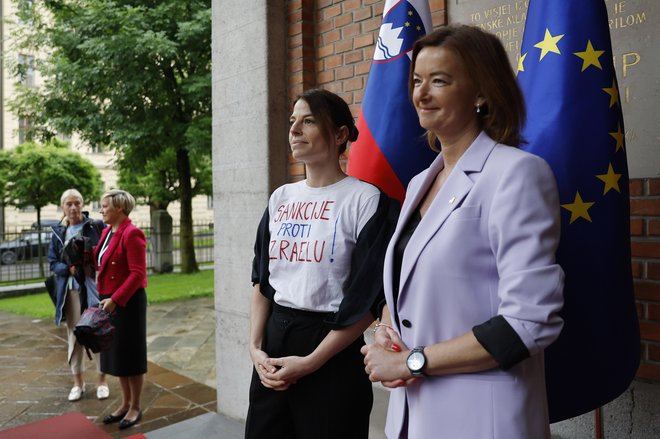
[349,126,359,142]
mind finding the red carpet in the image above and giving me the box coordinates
[0,412,113,439]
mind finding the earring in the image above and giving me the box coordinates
[476,105,481,114]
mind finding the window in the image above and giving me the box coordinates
[18,117,33,144]
[17,0,34,26]
[57,132,72,142]
[89,143,103,153]
[17,54,35,87]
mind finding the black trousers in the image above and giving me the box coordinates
[245,303,373,439]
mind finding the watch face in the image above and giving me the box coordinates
[407,351,425,371]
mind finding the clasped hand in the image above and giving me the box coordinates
[361,325,417,388]
[250,349,315,391]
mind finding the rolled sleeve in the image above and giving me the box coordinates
[488,154,565,357]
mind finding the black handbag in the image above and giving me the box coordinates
[74,306,115,359]
[45,274,57,306]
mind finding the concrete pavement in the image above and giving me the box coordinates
[0,297,227,438]
[0,295,388,438]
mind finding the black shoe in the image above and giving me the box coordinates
[118,411,142,430]
[102,411,128,424]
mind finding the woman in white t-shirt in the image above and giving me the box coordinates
[247,89,398,439]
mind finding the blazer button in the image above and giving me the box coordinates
[111,261,116,265]
[111,276,115,280]
[402,319,412,328]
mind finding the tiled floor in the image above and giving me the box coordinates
[0,295,389,438]
[145,299,216,388]
[0,297,219,438]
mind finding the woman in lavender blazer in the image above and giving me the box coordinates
[361,25,564,439]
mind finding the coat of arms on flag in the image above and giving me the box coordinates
[348,0,436,202]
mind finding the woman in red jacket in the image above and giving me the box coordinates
[96,189,148,430]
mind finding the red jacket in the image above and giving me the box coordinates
[95,218,147,307]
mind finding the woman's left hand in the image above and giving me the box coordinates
[99,298,116,314]
[263,356,315,385]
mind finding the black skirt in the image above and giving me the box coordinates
[100,288,147,376]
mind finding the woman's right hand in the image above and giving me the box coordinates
[99,298,116,314]
[250,348,290,391]
[363,326,415,388]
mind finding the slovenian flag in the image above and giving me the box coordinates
[347,0,436,202]
[517,0,640,422]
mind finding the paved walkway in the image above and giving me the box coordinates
[0,295,391,438]
[0,297,224,438]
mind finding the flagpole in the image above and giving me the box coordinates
[595,407,604,439]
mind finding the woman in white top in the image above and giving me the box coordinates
[247,88,398,439]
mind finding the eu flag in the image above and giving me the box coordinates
[517,0,640,423]
[347,0,436,202]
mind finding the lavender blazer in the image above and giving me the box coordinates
[384,132,564,439]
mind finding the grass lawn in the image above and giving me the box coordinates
[0,269,214,320]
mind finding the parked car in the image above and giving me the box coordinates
[0,231,52,265]
[31,219,62,230]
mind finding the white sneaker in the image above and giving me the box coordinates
[96,384,110,400]
[68,384,85,402]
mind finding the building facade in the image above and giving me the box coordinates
[0,0,214,232]
[213,0,659,436]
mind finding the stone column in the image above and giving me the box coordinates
[150,209,174,273]
[212,0,288,421]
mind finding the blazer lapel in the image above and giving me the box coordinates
[397,132,496,303]
[383,155,442,322]
[97,218,131,274]
[395,154,445,241]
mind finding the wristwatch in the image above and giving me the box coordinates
[406,346,427,377]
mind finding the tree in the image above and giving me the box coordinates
[0,139,102,276]
[8,0,212,273]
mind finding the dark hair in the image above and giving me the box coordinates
[409,25,526,147]
[294,89,359,155]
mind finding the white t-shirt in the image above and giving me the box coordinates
[65,222,84,290]
[267,176,380,312]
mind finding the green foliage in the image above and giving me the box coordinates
[0,139,102,209]
[0,269,214,320]
[0,152,13,199]
[8,0,213,273]
[0,139,102,276]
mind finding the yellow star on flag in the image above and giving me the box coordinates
[534,28,564,60]
[517,53,527,75]
[574,40,605,71]
[609,123,625,151]
[596,164,622,194]
[408,10,413,16]
[561,191,595,224]
[405,21,410,27]
[602,79,620,108]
